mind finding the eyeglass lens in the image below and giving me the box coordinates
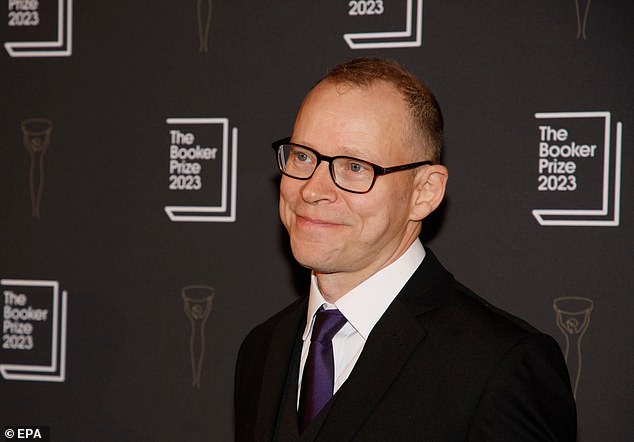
[279,144,374,193]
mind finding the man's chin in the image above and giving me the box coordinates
[291,248,335,274]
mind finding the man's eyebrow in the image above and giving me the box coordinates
[339,145,370,160]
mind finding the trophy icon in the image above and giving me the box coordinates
[182,285,215,388]
[553,296,594,398]
[21,119,53,218]
[573,0,592,39]
[196,0,212,52]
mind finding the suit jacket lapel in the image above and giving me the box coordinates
[254,297,307,441]
[314,249,452,440]
[273,338,303,441]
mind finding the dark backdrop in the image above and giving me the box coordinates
[1,1,632,441]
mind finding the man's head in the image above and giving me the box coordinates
[277,58,448,298]
[317,57,444,165]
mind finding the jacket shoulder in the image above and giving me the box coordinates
[444,278,540,338]
[240,296,306,350]
[410,249,541,342]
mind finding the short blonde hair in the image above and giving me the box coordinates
[317,57,444,164]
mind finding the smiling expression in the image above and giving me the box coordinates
[279,80,425,286]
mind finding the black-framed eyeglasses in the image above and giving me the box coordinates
[272,137,432,194]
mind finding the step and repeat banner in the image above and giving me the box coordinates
[1,1,632,441]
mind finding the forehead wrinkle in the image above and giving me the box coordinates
[338,145,373,162]
[294,81,409,166]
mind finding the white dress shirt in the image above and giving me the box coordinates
[298,239,426,405]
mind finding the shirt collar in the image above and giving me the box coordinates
[302,239,426,341]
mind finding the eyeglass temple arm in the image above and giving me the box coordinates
[376,160,433,176]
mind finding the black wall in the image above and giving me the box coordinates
[1,1,632,440]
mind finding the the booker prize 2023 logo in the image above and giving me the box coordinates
[532,112,623,226]
[4,0,73,57]
[1,279,68,382]
[165,118,238,222]
[343,0,422,49]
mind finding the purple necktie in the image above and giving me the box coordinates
[298,308,347,433]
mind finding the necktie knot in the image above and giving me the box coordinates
[311,308,347,343]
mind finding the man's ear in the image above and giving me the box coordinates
[410,165,448,221]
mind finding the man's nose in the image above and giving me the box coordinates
[300,162,338,204]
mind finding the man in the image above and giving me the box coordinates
[235,58,576,441]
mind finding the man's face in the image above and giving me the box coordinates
[279,81,423,282]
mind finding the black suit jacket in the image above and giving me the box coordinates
[235,250,576,441]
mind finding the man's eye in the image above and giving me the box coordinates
[349,162,366,173]
[296,152,310,162]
